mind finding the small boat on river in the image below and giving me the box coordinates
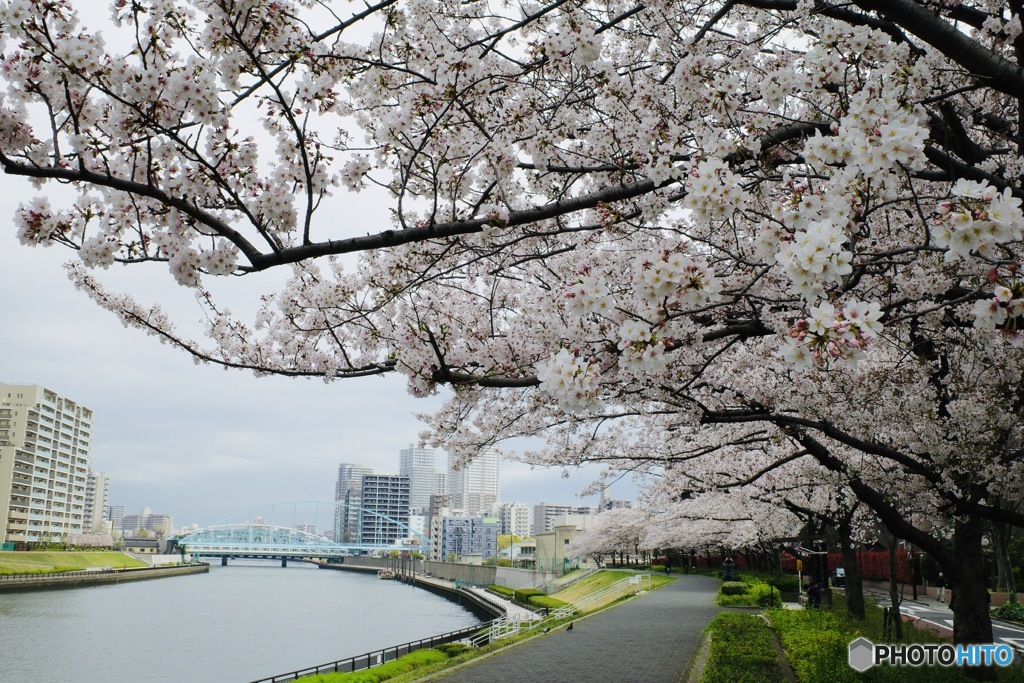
[377,569,396,579]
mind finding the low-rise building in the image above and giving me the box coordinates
[123,537,160,554]
[440,515,499,563]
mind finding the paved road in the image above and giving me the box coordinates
[862,589,1024,653]
[429,574,722,683]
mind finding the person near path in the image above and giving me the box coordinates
[665,562,672,575]
[936,573,947,603]
[722,557,736,581]
[807,581,822,608]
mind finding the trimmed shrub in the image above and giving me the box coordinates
[750,583,783,608]
[768,574,800,592]
[720,581,750,596]
[512,588,546,602]
[768,608,855,683]
[435,643,471,658]
[488,584,515,598]
[701,612,783,683]
[526,595,571,610]
[992,601,1024,623]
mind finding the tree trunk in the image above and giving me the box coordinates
[838,519,865,619]
[887,539,904,640]
[993,522,1018,601]
[950,515,996,681]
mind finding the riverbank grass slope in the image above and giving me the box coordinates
[551,570,675,608]
[0,551,149,574]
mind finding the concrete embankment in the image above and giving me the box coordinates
[315,561,504,621]
[0,563,209,592]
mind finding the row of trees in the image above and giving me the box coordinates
[3,1,1024,675]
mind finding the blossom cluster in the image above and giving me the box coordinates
[972,276,1024,346]
[564,268,614,317]
[683,158,748,221]
[933,180,1024,261]
[782,300,884,368]
[617,319,668,371]
[774,220,853,301]
[536,348,603,413]
[634,250,722,312]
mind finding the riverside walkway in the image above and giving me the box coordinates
[428,573,722,683]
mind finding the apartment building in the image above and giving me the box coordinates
[357,474,410,546]
[399,445,442,514]
[447,446,500,515]
[0,384,93,547]
[83,470,109,533]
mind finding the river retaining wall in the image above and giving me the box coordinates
[0,563,209,593]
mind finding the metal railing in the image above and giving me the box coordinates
[571,574,651,613]
[0,567,123,581]
[250,622,492,683]
[0,563,204,582]
[523,566,601,593]
[468,605,576,647]
[550,566,601,590]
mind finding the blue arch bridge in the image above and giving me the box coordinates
[171,501,428,567]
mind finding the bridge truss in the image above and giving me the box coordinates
[175,501,429,559]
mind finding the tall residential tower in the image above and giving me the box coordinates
[399,444,443,514]
[0,384,93,546]
[447,446,500,515]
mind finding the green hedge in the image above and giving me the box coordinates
[512,588,546,602]
[717,581,781,608]
[992,601,1024,623]
[527,595,571,610]
[488,584,516,598]
[720,581,750,596]
[767,596,1024,682]
[701,612,784,683]
[768,574,800,592]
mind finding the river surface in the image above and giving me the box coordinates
[0,560,480,683]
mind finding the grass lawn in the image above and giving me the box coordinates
[550,570,674,611]
[0,551,149,574]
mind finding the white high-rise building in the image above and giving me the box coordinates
[497,502,532,537]
[335,463,373,542]
[447,446,500,516]
[83,470,109,533]
[399,445,441,514]
[532,502,597,534]
[0,384,93,546]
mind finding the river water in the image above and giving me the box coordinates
[0,560,481,683]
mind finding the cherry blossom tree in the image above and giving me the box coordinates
[567,507,649,566]
[4,0,1024,663]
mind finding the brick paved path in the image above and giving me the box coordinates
[429,574,722,683]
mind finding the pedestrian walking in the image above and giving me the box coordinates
[936,572,947,603]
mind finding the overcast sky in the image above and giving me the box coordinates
[0,190,637,530]
[0,5,642,531]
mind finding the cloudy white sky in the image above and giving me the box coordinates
[0,4,641,531]
[0,182,636,531]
